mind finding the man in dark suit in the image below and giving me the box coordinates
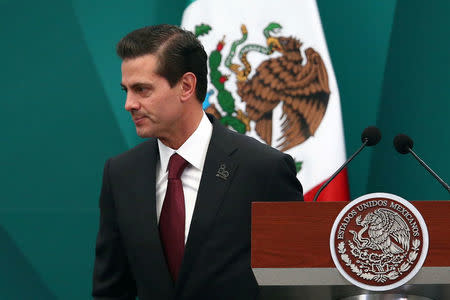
[92,24,303,300]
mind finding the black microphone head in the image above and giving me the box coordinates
[361,126,381,146]
[394,134,414,154]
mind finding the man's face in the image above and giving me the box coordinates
[121,54,182,139]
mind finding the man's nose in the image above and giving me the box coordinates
[125,93,140,112]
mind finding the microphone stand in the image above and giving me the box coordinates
[313,139,368,202]
[407,148,450,193]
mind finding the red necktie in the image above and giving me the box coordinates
[159,153,189,281]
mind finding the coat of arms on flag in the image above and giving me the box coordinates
[182,0,350,201]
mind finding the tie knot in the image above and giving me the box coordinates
[168,153,189,179]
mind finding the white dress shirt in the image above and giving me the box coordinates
[156,112,213,244]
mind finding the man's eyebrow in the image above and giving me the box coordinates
[133,83,153,89]
[120,82,154,91]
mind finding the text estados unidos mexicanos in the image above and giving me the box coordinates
[336,200,420,240]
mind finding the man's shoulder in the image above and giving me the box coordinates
[221,126,286,159]
[209,113,285,159]
[108,138,157,167]
[220,125,303,200]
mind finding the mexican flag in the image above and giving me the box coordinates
[182,0,349,201]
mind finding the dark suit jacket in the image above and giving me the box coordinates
[92,115,303,300]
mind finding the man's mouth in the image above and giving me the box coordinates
[133,115,146,125]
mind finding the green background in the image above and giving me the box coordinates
[0,0,448,298]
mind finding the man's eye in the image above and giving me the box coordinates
[135,86,148,93]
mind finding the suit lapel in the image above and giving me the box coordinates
[132,139,158,227]
[130,139,174,290]
[177,118,238,287]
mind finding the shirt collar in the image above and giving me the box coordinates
[158,112,213,173]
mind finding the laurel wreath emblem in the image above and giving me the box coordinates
[337,239,420,283]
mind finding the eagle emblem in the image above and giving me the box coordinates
[196,22,330,154]
[349,208,411,256]
[330,194,429,291]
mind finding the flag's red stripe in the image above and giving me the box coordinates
[303,168,350,202]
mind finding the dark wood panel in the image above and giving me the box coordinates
[251,201,450,268]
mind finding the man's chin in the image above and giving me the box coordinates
[135,128,154,139]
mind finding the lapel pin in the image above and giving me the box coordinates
[216,163,229,180]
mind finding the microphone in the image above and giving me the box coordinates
[313,126,381,202]
[393,134,450,193]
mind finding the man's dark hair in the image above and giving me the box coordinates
[117,24,207,102]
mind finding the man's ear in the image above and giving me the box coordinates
[179,72,197,102]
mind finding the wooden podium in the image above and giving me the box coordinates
[251,201,450,299]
